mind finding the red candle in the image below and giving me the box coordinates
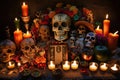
[21,2,28,16]
[14,28,23,45]
[103,14,110,37]
[108,31,119,52]
[95,25,103,35]
[23,31,32,39]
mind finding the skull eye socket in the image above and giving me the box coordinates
[91,37,95,40]
[86,36,90,39]
[25,46,29,50]
[7,49,12,53]
[61,22,67,27]
[54,22,58,27]
[31,45,35,49]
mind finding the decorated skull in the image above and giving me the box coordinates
[52,13,71,41]
[39,25,50,42]
[20,38,36,60]
[0,39,16,63]
[84,32,96,48]
[70,36,76,48]
[77,25,86,38]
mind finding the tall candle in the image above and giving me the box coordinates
[23,31,32,39]
[108,31,119,52]
[21,2,28,16]
[14,28,23,45]
[103,14,110,37]
[95,25,103,35]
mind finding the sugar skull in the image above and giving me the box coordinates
[52,14,71,41]
[0,39,16,63]
[84,32,96,48]
[20,38,37,63]
[77,25,86,38]
[39,25,50,42]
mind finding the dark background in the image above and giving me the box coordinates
[0,0,120,45]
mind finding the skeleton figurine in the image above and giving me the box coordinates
[0,39,19,76]
[84,32,96,48]
[52,13,71,41]
[20,38,37,65]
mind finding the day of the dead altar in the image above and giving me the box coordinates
[0,2,120,80]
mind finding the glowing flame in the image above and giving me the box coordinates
[114,31,119,35]
[106,14,109,19]
[96,25,100,30]
[23,2,26,6]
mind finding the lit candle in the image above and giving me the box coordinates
[14,17,20,28]
[103,14,110,37]
[89,62,98,72]
[108,31,119,52]
[48,61,55,70]
[7,61,15,69]
[71,60,79,70]
[21,2,28,17]
[14,28,23,45]
[62,61,70,71]
[23,31,32,39]
[17,62,21,67]
[111,64,119,72]
[100,63,108,71]
[95,25,103,35]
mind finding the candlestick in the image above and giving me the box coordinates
[100,63,108,71]
[95,25,103,35]
[103,14,110,37]
[7,61,15,69]
[14,28,23,45]
[14,17,20,29]
[89,62,98,72]
[71,60,79,70]
[48,61,56,70]
[23,31,32,39]
[108,31,119,52]
[62,61,70,71]
[21,2,28,17]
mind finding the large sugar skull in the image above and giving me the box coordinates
[39,25,50,41]
[20,38,36,59]
[0,39,16,63]
[84,32,96,48]
[52,14,71,41]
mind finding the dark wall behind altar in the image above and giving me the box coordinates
[0,0,120,45]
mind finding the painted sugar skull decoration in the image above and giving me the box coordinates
[52,13,71,41]
[39,25,50,42]
[20,38,37,63]
[0,39,16,63]
[84,32,96,48]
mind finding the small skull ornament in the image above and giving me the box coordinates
[77,25,86,38]
[0,39,16,63]
[20,38,37,63]
[52,13,71,41]
[70,36,76,48]
[39,25,50,42]
[84,32,96,48]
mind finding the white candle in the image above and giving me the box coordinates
[89,62,98,72]
[111,64,119,71]
[63,61,70,71]
[48,61,55,70]
[100,63,108,71]
[71,61,78,70]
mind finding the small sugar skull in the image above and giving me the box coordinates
[20,38,37,61]
[84,32,96,48]
[0,39,16,63]
[52,13,71,41]
[39,25,50,42]
[77,25,86,38]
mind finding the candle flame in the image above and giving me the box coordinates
[96,25,100,30]
[17,62,21,66]
[15,17,18,21]
[17,28,19,31]
[9,61,12,66]
[114,31,119,35]
[26,31,29,34]
[23,2,26,6]
[106,14,109,19]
